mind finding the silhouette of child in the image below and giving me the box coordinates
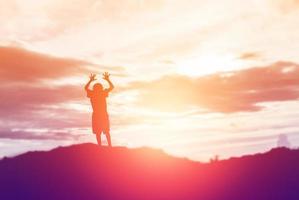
[85,72,114,147]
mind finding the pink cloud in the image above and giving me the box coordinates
[0,83,90,140]
[0,129,83,140]
[123,61,299,113]
[238,52,260,60]
[0,46,91,82]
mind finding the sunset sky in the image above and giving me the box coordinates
[1,0,299,161]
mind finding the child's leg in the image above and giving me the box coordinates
[96,133,102,146]
[105,132,112,147]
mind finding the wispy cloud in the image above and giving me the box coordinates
[123,61,299,113]
[0,46,109,83]
[239,52,261,60]
[0,129,83,140]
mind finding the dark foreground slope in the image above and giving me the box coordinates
[0,143,298,200]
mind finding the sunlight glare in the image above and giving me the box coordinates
[177,53,243,76]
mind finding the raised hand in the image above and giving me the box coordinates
[103,72,114,92]
[102,72,110,81]
[89,73,97,81]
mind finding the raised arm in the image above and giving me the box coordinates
[102,72,114,92]
[85,73,96,91]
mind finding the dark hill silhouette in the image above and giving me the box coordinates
[0,143,298,200]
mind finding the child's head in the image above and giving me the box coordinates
[93,83,103,92]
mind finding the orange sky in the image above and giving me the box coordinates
[1,0,299,161]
